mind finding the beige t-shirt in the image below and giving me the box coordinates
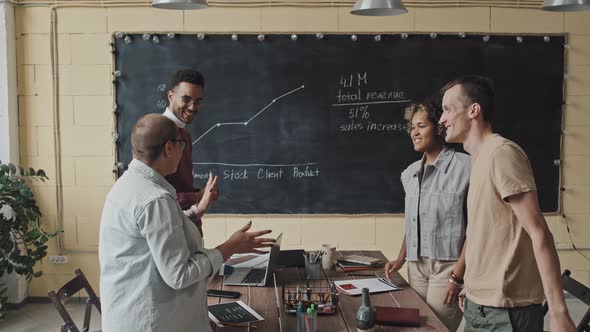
[465,134,545,307]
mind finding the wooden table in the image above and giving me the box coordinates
[208,250,449,332]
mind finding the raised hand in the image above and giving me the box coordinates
[217,221,276,260]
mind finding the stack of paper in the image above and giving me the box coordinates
[334,278,401,296]
[339,255,384,266]
[336,261,382,272]
[337,255,384,272]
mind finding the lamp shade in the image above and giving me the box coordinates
[152,0,208,10]
[351,0,408,16]
[541,0,590,11]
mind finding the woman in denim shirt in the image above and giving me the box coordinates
[384,97,470,331]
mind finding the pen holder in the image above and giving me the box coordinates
[281,279,338,315]
[297,306,317,332]
[304,256,323,280]
[321,244,337,270]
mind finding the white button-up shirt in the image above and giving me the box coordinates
[99,159,223,332]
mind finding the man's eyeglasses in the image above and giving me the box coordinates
[169,139,187,151]
[172,92,201,108]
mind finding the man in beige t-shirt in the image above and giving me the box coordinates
[439,75,575,332]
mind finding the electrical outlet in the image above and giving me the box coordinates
[48,255,68,264]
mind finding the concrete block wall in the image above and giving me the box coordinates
[13,5,590,296]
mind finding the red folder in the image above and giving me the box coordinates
[374,306,420,327]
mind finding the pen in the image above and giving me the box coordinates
[378,277,398,288]
[209,172,214,192]
[316,251,324,263]
[220,322,257,329]
[305,308,312,332]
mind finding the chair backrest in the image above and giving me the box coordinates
[48,268,101,332]
[543,269,590,332]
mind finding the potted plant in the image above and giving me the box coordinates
[0,161,58,318]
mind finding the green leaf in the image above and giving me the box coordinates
[33,271,42,278]
[27,229,41,239]
[36,169,47,178]
[19,165,25,176]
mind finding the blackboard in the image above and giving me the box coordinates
[114,34,564,214]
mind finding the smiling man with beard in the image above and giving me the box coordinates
[162,69,218,235]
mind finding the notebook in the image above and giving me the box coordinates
[339,255,384,266]
[336,260,382,272]
[375,306,420,327]
[223,233,282,286]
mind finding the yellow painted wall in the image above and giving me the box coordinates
[14,6,590,297]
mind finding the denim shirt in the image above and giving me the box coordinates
[400,147,471,261]
[99,159,224,332]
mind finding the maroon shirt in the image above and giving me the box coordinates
[165,127,203,233]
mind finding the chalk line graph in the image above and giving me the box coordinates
[192,85,305,145]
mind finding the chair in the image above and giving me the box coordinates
[543,269,590,332]
[48,268,101,332]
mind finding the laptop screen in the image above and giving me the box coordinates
[263,233,283,285]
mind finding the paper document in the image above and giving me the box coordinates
[334,278,402,296]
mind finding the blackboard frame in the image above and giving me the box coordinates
[113,33,565,215]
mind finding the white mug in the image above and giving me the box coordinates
[321,244,337,270]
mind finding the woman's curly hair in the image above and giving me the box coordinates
[403,93,447,145]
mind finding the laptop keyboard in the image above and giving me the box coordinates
[241,269,266,284]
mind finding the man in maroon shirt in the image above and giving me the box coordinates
[162,69,218,233]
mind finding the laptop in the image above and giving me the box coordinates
[223,233,283,287]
